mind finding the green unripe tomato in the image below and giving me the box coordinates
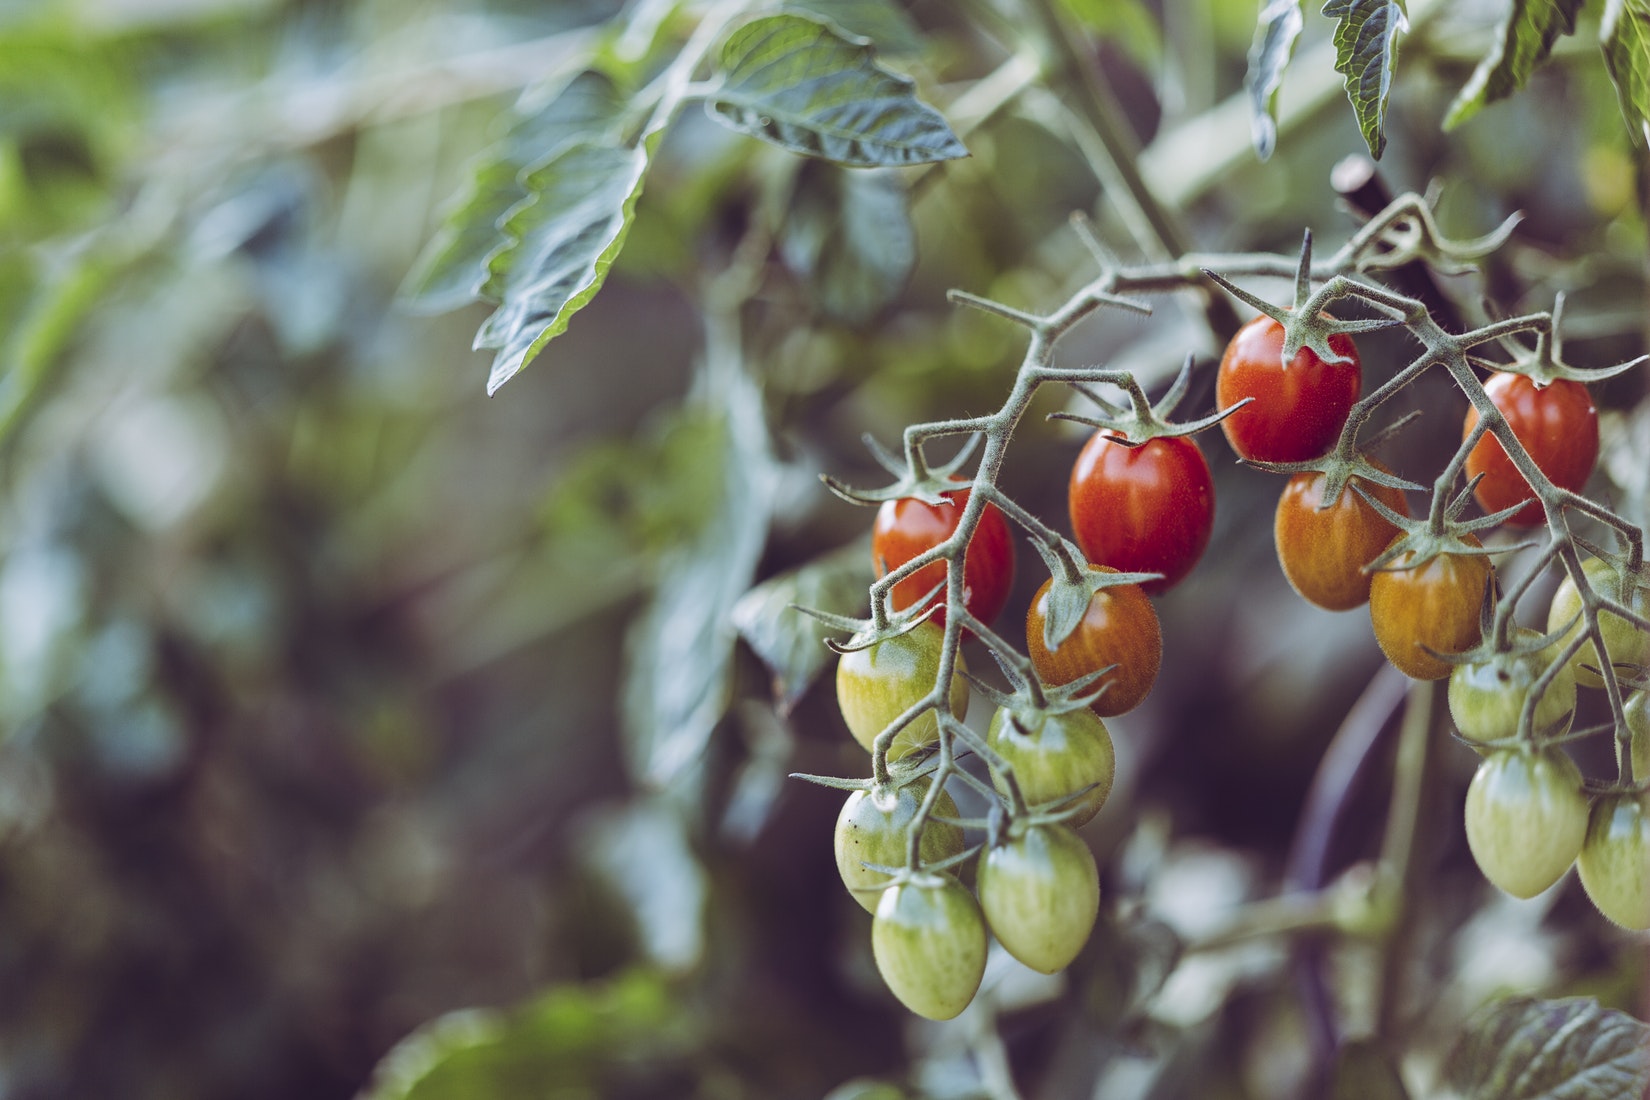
[1464,748,1588,899]
[985,706,1115,827]
[1447,628,1577,744]
[834,780,965,914]
[871,871,988,1020]
[1577,793,1650,930]
[1546,558,1650,690]
[976,822,1099,974]
[1628,690,1650,782]
[835,621,969,761]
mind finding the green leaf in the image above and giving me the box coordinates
[730,537,873,715]
[1246,0,1305,160]
[1444,0,1583,129]
[1330,1040,1411,1100]
[1602,0,1650,148]
[1443,996,1650,1100]
[473,135,656,395]
[784,0,924,54]
[779,162,915,324]
[1323,0,1409,160]
[400,70,626,314]
[705,13,968,167]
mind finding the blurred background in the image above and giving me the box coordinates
[0,0,1645,1097]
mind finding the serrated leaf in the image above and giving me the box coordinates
[400,71,626,314]
[473,136,655,394]
[784,0,923,54]
[1323,0,1409,160]
[1444,0,1582,129]
[779,162,915,324]
[731,538,873,714]
[1246,0,1305,160]
[1443,996,1650,1100]
[1602,0,1650,148]
[705,13,968,167]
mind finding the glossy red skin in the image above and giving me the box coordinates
[1273,465,1409,611]
[873,488,1015,626]
[1216,315,1361,463]
[1025,567,1162,717]
[1463,374,1597,527]
[1069,433,1214,595]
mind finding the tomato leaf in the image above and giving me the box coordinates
[704,13,968,167]
[778,163,915,325]
[1602,0,1650,148]
[1245,0,1305,160]
[1444,0,1583,130]
[731,538,873,715]
[1322,0,1409,160]
[1442,995,1650,1100]
[783,0,924,54]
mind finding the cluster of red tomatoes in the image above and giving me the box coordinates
[829,311,1648,1020]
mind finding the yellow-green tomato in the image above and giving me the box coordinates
[985,706,1115,827]
[1546,558,1650,690]
[871,872,987,1020]
[1447,629,1577,744]
[1464,748,1588,899]
[1577,793,1650,930]
[1628,690,1650,782]
[834,780,964,914]
[976,823,1099,974]
[835,621,969,761]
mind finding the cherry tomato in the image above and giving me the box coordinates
[1447,628,1577,744]
[835,621,969,761]
[1273,463,1409,611]
[1068,432,1214,595]
[871,871,988,1019]
[1464,748,1588,898]
[1368,536,1491,681]
[1545,557,1650,690]
[873,487,1015,626]
[1627,690,1649,781]
[1216,314,1361,463]
[1576,793,1650,930]
[1463,374,1597,528]
[834,779,964,913]
[985,705,1115,827]
[976,823,1099,974]
[1025,567,1161,717]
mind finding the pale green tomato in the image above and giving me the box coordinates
[835,621,969,761]
[1546,558,1650,690]
[1447,628,1576,743]
[976,822,1099,974]
[1464,749,1588,899]
[1627,691,1650,783]
[834,779,964,914]
[871,872,987,1020]
[986,706,1115,827]
[1577,793,1650,930]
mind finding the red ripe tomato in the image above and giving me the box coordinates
[1273,462,1409,611]
[1025,567,1162,717]
[873,487,1015,626]
[1216,314,1361,463]
[1068,432,1214,595]
[1463,373,1597,527]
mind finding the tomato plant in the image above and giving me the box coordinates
[834,780,965,913]
[1545,557,1650,690]
[1463,748,1589,899]
[1368,537,1492,681]
[985,705,1115,827]
[835,621,970,761]
[1068,432,1214,595]
[1273,464,1409,611]
[1447,629,1577,743]
[1628,690,1650,780]
[1025,567,1161,717]
[1463,374,1597,528]
[1576,794,1650,930]
[1215,315,1361,463]
[873,487,1015,625]
[975,823,1100,974]
[871,872,989,1020]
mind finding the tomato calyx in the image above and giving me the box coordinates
[1469,292,1647,389]
[1446,624,1579,744]
[793,592,942,657]
[1051,353,1248,445]
[1253,441,1423,516]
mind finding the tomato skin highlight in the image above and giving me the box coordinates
[1273,465,1409,611]
[834,780,965,913]
[1216,315,1361,463]
[1545,557,1650,690]
[1447,628,1577,744]
[1068,433,1214,595]
[1463,374,1598,528]
[985,706,1115,827]
[1464,748,1588,898]
[871,872,988,1019]
[835,621,970,761]
[976,823,1100,974]
[1576,793,1650,930]
[873,488,1015,627]
[1368,536,1491,681]
[1025,567,1161,717]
